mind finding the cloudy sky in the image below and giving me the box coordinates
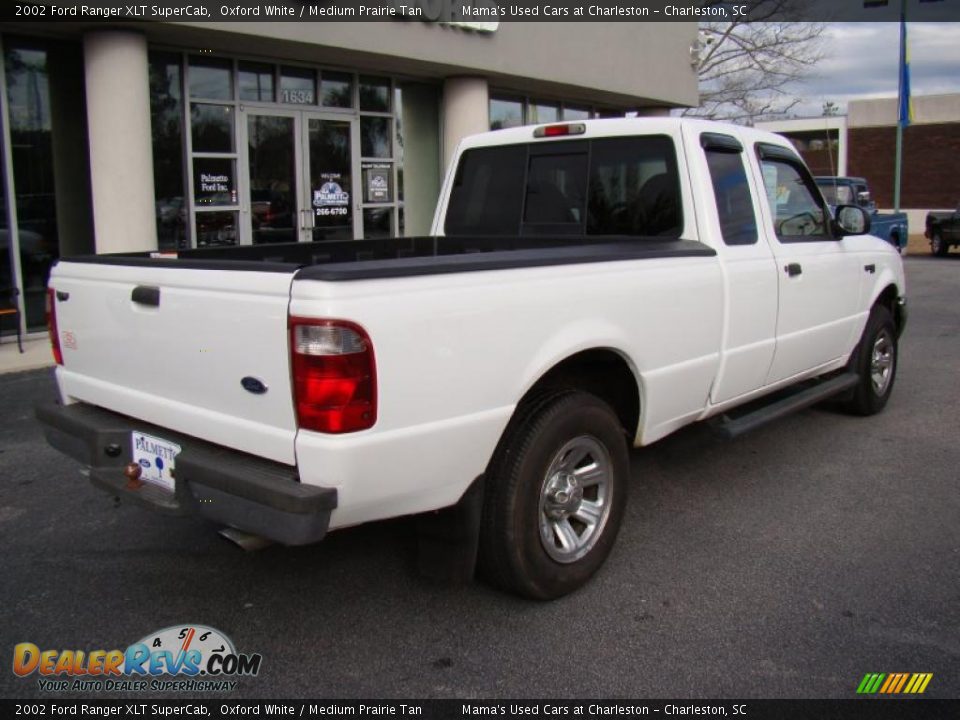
[786,22,960,116]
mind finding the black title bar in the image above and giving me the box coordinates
[2,0,959,23]
[2,700,959,719]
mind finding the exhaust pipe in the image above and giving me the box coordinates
[219,527,274,551]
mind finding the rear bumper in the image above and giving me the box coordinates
[36,402,337,545]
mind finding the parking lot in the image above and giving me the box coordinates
[1,256,957,700]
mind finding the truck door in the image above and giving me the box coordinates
[697,132,778,405]
[754,144,862,384]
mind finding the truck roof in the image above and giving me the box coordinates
[457,116,799,156]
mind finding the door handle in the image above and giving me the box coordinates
[784,263,803,277]
[131,286,160,307]
[864,263,876,274]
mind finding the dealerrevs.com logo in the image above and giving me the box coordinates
[13,625,262,693]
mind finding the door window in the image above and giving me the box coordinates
[247,115,296,245]
[758,157,829,241]
[307,118,353,241]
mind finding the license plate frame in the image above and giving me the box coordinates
[130,432,181,492]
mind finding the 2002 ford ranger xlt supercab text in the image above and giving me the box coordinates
[38,119,907,599]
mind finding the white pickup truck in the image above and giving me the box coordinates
[39,118,906,599]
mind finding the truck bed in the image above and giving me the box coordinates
[64,236,715,281]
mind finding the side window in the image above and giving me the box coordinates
[704,149,757,246]
[759,157,829,241]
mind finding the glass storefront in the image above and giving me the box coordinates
[148,53,405,247]
[5,42,58,332]
[489,94,617,130]
[0,107,15,341]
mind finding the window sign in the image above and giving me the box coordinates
[280,67,316,105]
[194,158,237,206]
[363,163,392,203]
[313,173,350,219]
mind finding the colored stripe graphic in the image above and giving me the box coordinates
[857,672,932,694]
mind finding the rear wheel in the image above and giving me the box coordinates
[842,305,898,416]
[478,391,629,599]
[931,233,949,257]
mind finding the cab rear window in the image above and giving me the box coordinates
[444,136,682,238]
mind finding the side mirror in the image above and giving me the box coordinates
[834,204,872,237]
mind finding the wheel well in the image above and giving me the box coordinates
[874,284,904,333]
[520,349,641,438]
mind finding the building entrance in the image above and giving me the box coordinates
[241,109,360,244]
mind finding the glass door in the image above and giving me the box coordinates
[242,108,299,245]
[303,114,360,241]
[241,110,360,243]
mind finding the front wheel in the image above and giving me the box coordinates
[842,305,898,416]
[478,391,629,599]
[931,233,949,257]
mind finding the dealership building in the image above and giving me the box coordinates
[0,18,698,340]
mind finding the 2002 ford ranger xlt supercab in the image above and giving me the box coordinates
[38,118,907,599]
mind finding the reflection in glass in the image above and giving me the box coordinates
[359,76,390,112]
[189,57,233,100]
[191,103,234,153]
[489,97,523,130]
[0,109,14,341]
[562,106,591,121]
[150,52,187,250]
[239,62,274,102]
[363,208,392,239]
[321,71,353,108]
[529,102,559,124]
[193,158,237,206]
[361,116,391,158]
[280,66,315,105]
[395,87,404,202]
[5,45,58,331]
[308,119,352,241]
[247,115,296,244]
[195,211,238,247]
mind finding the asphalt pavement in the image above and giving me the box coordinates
[1,256,957,700]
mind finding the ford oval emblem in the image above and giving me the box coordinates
[241,376,268,395]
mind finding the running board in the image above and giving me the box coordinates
[711,373,858,440]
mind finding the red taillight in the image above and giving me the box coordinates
[46,287,63,365]
[290,318,376,434]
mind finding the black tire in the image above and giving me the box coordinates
[931,233,949,257]
[842,305,898,416]
[478,390,630,600]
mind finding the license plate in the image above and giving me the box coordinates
[131,432,181,492]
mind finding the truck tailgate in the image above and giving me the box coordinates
[50,261,298,465]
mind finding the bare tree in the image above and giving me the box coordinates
[685,0,826,124]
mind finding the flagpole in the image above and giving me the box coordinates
[893,0,906,212]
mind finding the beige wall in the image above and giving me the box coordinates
[848,93,960,128]
[149,21,699,110]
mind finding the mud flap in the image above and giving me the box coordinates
[415,476,484,584]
